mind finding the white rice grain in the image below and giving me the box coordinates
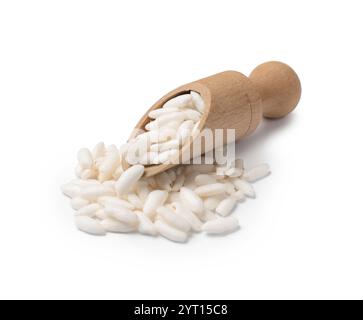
[163,94,193,109]
[70,197,90,210]
[202,217,239,235]
[137,212,158,236]
[216,198,237,217]
[174,202,203,232]
[75,216,106,236]
[157,206,191,232]
[180,187,204,215]
[98,196,135,210]
[80,185,114,201]
[232,178,256,198]
[115,165,144,196]
[101,218,136,233]
[155,220,188,243]
[143,190,168,219]
[190,91,205,113]
[194,183,226,197]
[75,203,102,217]
[105,206,138,226]
[77,148,93,169]
[244,164,270,182]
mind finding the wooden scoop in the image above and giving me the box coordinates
[128,61,301,177]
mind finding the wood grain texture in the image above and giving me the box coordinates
[125,61,301,177]
[249,61,302,118]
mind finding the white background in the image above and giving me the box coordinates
[0,0,362,300]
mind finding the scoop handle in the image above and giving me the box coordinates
[249,61,302,118]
